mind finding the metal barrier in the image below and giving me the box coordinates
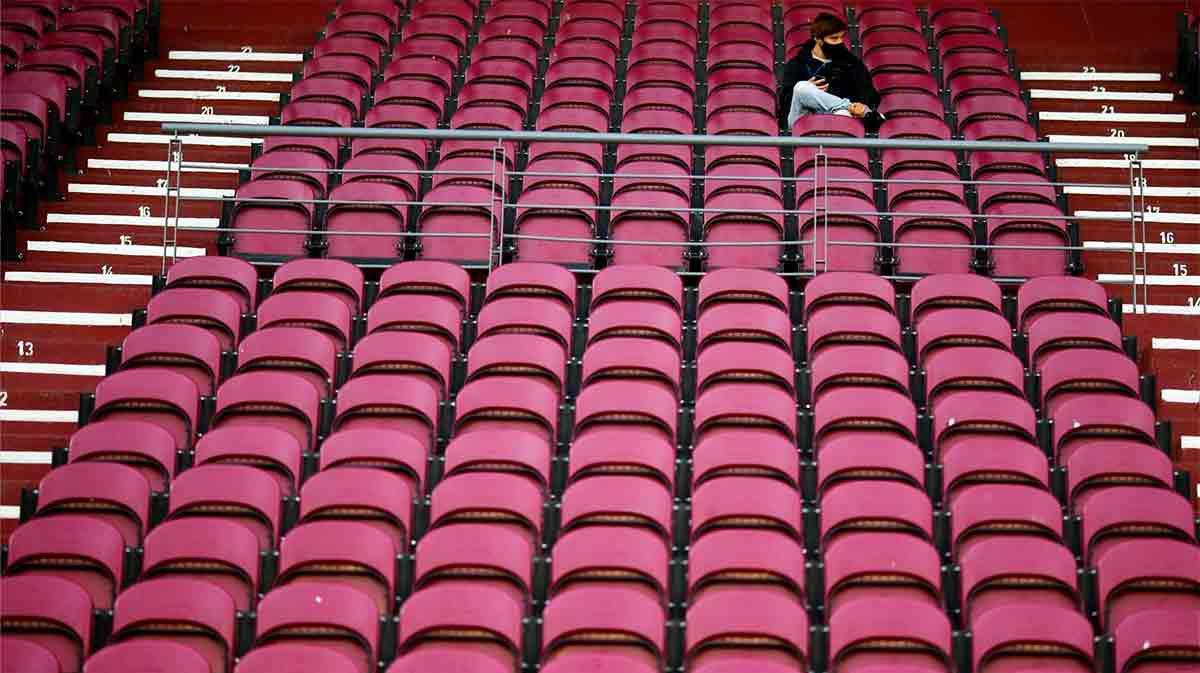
[158,123,1152,303]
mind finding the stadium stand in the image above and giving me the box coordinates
[2,0,1198,672]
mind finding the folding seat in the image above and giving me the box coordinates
[275,520,397,614]
[1114,608,1200,673]
[141,517,260,613]
[351,331,452,400]
[691,475,802,543]
[1096,538,1200,634]
[802,270,894,320]
[413,522,534,605]
[298,466,413,553]
[972,605,1095,673]
[818,434,925,494]
[560,473,673,543]
[319,428,429,497]
[209,371,320,455]
[707,38,773,78]
[1,575,93,673]
[915,307,1012,362]
[145,288,241,352]
[323,181,409,260]
[1039,347,1140,417]
[429,471,544,543]
[574,378,677,445]
[288,76,365,122]
[950,483,1063,560]
[696,340,792,398]
[1080,485,1196,566]
[4,639,61,673]
[806,304,902,360]
[1053,395,1158,465]
[984,201,1070,277]
[878,91,947,120]
[590,263,683,312]
[6,515,125,609]
[324,14,392,53]
[164,255,258,313]
[236,645,363,673]
[858,8,923,38]
[167,464,283,551]
[332,374,439,449]
[336,0,401,31]
[415,182,500,263]
[958,535,1078,625]
[253,583,379,673]
[686,586,809,672]
[862,31,933,74]
[1026,312,1123,369]
[1,92,51,164]
[227,179,314,258]
[696,303,791,356]
[923,346,1025,411]
[19,49,92,110]
[89,367,200,449]
[551,525,668,604]
[340,153,422,208]
[193,425,302,498]
[964,121,1046,177]
[909,273,1002,325]
[388,649,514,673]
[875,72,941,98]
[545,43,617,94]
[368,79,443,131]
[366,295,463,355]
[542,585,666,670]
[568,426,675,490]
[824,531,941,617]
[256,290,352,350]
[452,372,560,442]
[1016,275,1108,332]
[975,171,1057,212]
[880,119,957,177]
[820,479,933,547]
[398,19,469,64]
[233,328,336,402]
[301,53,374,95]
[511,182,597,265]
[62,422,171,497]
[109,577,236,673]
[535,87,610,135]
[688,528,805,605]
[117,323,222,397]
[692,429,800,489]
[828,598,952,672]
[467,333,566,399]
[932,8,998,40]
[1067,441,1175,511]
[585,302,682,356]
[796,192,882,272]
[397,583,523,670]
[693,384,795,450]
[274,259,365,313]
[704,170,786,270]
[932,389,1036,459]
[607,165,692,269]
[556,17,622,56]
[475,296,573,353]
[1,9,44,50]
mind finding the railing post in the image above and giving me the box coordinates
[1127,152,1146,313]
[1135,155,1148,313]
[488,138,506,273]
[160,135,184,275]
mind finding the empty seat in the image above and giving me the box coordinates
[581,337,681,398]
[1097,538,1200,635]
[825,531,941,616]
[691,476,803,543]
[575,379,677,445]
[272,257,364,313]
[33,461,150,546]
[319,428,429,497]
[253,583,379,673]
[167,464,283,551]
[972,605,1094,673]
[697,303,791,355]
[110,577,236,673]
[829,598,952,672]
[146,288,242,351]
[821,480,933,547]
[366,295,464,354]
[235,645,362,673]
[351,331,454,399]
[325,181,409,260]
[235,327,337,399]
[560,474,673,542]
[397,583,523,669]
[67,419,176,492]
[686,586,809,671]
[951,483,1063,559]
[376,260,471,316]
[909,273,1003,325]
[275,520,397,614]
[542,585,665,670]
[414,522,534,604]
[84,640,212,673]
[332,373,440,447]
[256,290,352,350]
[1053,395,1157,464]
[916,307,1013,362]
[818,434,926,493]
[693,429,800,489]
[813,387,917,448]
[933,390,1036,457]
[1040,347,1141,417]
[1080,486,1196,565]
[1067,441,1175,510]
[141,518,261,613]
[959,536,1079,626]
[298,467,414,552]
[1,575,93,673]
[228,179,314,258]
[1017,275,1109,332]
[4,639,61,673]
[429,472,544,542]
[6,515,125,609]
[941,434,1048,498]
[587,301,684,350]
[119,324,222,396]
[443,428,552,489]
[567,425,675,490]
[90,368,200,451]
[551,525,669,601]
[210,371,321,452]
[1114,608,1200,673]
[688,528,805,604]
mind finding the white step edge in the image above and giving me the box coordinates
[0,310,132,327]
[46,213,220,229]
[26,240,206,258]
[1065,185,1200,197]
[108,132,263,146]
[0,362,107,376]
[1183,435,1200,450]
[1163,389,1200,404]
[139,89,280,102]
[1153,337,1200,351]
[0,450,55,463]
[4,271,153,286]
[1099,273,1200,287]
[1039,111,1187,123]
[1083,242,1200,255]
[1074,210,1200,225]
[1122,303,1200,315]
[68,183,234,198]
[1047,134,1200,148]
[0,506,21,519]
[168,50,303,62]
[1020,71,1162,82]
[154,68,293,82]
[0,409,77,423]
[125,111,271,125]
[1029,89,1174,101]
[87,158,245,173]
[1057,158,1200,170]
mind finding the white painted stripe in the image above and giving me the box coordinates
[1099,273,1200,287]
[1163,389,1200,404]
[1020,71,1161,82]
[1065,185,1200,197]
[1074,210,1200,225]
[1123,303,1200,315]
[0,451,53,465]
[0,362,107,376]
[4,271,153,286]
[0,310,132,327]
[88,158,245,173]
[1039,111,1186,123]
[1183,435,1200,450]
[0,409,77,423]
[1030,88,1174,101]
[0,506,20,519]
[168,50,303,62]
[1048,134,1200,148]
[108,132,263,147]
[68,184,234,198]
[26,241,206,257]
[139,88,280,102]
[125,111,271,125]
[1083,242,1200,255]
[1057,158,1200,169]
[46,213,219,229]
[1153,338,1200,351]
[155,68,293,82]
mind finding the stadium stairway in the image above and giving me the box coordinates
[0,0,335,536]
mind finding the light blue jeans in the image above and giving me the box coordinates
[787,80,853,127]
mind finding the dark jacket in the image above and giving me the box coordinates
[778,39,881,127]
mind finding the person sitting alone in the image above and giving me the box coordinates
[778,12,885,131]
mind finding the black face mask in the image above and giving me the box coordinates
[822,41,849,58]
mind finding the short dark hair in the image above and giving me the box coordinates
[810,12,849,39]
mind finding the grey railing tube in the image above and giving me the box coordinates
[160,123,1151,155]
